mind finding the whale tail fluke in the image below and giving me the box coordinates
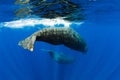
[18,35,36,51]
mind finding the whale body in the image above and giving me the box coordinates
[18,27,87,53]
[48,50,75,64]
[40,49,75,64]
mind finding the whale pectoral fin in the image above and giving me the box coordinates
[18,35,36,51]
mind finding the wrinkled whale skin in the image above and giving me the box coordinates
[18,27,87,53]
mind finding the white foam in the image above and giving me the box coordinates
[0,17,84,29]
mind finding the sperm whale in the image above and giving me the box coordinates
[18,27,87,53]
[40,49,75,64]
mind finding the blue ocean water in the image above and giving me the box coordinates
[0,0,120,80]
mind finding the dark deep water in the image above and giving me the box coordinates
[0,0,120,80]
